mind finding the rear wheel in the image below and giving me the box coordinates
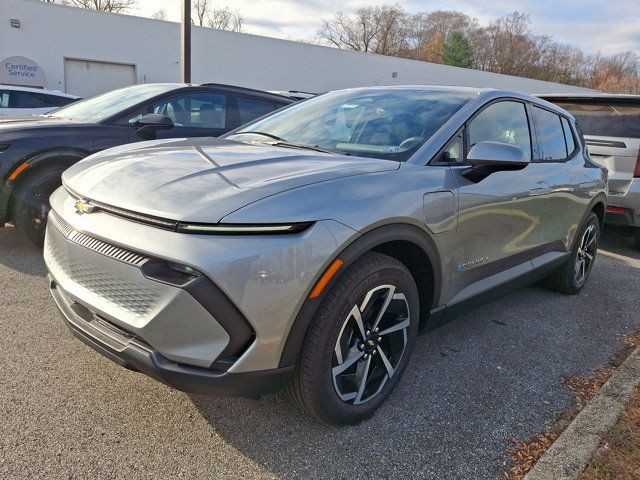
[545,212,599,295]
[12,166,65,247]
[287,252,420,425]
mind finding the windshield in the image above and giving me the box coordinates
[225,88,474,161]
[49,84,179,123]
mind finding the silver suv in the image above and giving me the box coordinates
[539,94,640,247]
[45,87,606,424]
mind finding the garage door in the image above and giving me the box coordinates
[64,59,136,97]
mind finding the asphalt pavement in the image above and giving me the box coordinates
[1,224,639,479]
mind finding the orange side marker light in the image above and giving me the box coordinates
[8,162,29,181]
[309,259,344,299]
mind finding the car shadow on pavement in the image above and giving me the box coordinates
[0,226,47,277]
[600,226,640,261]
[189,227,640,480]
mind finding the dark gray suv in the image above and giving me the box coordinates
[45,86,606,424]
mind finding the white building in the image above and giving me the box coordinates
[1,0,594,98]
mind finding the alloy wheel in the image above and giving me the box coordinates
[575,224,597,285]
[331,284,411,405]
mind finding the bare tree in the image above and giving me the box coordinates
[207,7,244,32]
[151,9,166,21]
[412,32,445,63]
[318,5,410,55]
[588,51,640,91]
[193,0,208,26]
[410,10,478,46]
[66,0,136,13]
[192,1,244,32]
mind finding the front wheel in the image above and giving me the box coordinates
[12,167,65,247]
[545,212,599,295]
[286,252,420,425]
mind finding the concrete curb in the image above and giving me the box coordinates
[524,345,640,480]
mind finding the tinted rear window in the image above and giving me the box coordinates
[553,101,640,138]
[237,97,278,125]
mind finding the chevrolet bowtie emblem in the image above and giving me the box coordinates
[74,199,95,214]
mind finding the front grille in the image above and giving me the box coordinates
[46,213,163,319]
[49,212,149,268]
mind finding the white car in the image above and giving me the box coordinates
[539,94,640,248]
[0,85,79,116]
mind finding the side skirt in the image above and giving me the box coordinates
[424,251,570,331]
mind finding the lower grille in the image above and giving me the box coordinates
[45,218,163,319]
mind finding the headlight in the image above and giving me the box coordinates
[175,222,313,235]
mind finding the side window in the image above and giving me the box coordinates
[0,91,9,108]
[561,117,576,155]
[237,97,277,125]
[467,101,532,159]
[531,106,567,160]
[433,133,463,163]
[114,106,149,126]
[12,91,47,108]
[48,95,76,107]
[37,94,55,107]
[152,92,227,129]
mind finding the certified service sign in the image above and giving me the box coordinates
[0,56,47,87]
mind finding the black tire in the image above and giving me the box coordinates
[545,212,599,295]
[286,252,420,425]
[634,230,640,250]
[12,166,66,247]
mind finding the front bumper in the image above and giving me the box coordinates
[50,277,293,397]
[45,186,357,374]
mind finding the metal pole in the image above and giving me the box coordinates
[181,0,191,83]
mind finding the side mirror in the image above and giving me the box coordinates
[463,141,529,180]
[135,113,174,140]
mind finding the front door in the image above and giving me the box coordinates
[152,91,231,139]
[447,100,549,303]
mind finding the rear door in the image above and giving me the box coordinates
[529,105,589,251]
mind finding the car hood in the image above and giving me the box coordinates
[0,114,75,131]
[62,137,400,223]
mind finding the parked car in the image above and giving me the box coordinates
[0,83,293,245]
[538,94,640,247]
[45,86,606,425]
[0,85,79,116]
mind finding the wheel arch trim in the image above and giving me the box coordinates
[278,222,442,368]
[1,148,89,224]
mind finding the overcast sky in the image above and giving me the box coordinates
[133,0,639,56]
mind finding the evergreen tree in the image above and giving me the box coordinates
[442,32,473,68]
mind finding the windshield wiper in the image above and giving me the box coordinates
[232,131,343,155]
[269,141,341,155]
[232,131,286,142]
